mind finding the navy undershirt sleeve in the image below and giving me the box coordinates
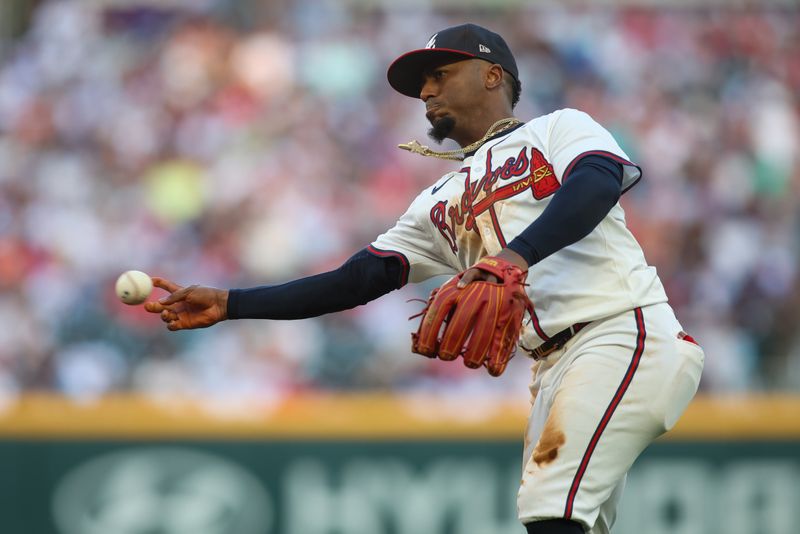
[227,248,405,320]
[507,155,624,267]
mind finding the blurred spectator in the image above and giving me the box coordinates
[0,1,798,402]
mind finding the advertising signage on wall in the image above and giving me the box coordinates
[0,395,798,534]
[0,440,798,534]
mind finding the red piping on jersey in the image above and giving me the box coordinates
[486,205,549,341]
[366,245,410,286]
[564,306,646,520]
[488,206,507,248]
[529,310,550,342]
[562,150,642,194]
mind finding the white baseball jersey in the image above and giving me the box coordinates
[371,108,703,532]
[371,108,668,348]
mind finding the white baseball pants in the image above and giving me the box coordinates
[518,303,704,533]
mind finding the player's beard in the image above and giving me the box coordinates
[427,116,456,144]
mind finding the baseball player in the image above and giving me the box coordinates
[146,23,704,534]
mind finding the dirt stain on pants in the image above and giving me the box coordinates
[532,411,566,467]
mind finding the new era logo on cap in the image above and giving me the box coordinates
[387,23,519,99]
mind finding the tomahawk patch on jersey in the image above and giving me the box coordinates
[371,108,667,348]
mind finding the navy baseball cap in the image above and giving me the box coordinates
[387,23,519,99]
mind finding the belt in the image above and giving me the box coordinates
[522,322,589,360]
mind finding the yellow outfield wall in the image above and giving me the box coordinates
[0,393,797,440]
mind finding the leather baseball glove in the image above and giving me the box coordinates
[411,256,534,376]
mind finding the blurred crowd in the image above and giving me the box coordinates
[0,1,798,403]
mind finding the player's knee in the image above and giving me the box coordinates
[525,518,585,534]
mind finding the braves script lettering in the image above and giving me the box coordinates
[430,147,559,253]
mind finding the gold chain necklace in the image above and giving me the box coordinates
[398,117,522,161]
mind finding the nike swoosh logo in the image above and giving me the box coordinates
[431,175,454,195]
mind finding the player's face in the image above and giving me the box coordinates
[419,59,489,144]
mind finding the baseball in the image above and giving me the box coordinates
[115,270,153,305]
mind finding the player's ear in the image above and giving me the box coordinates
[485,64,504,91]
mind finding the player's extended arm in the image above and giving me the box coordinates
[145,249,405,330]
[459,154,623,285]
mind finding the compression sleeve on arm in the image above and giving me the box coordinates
[507,154,623,267]
[226,248,405,320]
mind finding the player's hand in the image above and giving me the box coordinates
[457,248,529,288]
[144,277,228,331]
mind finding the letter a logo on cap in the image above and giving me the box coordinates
[425,34,437,49]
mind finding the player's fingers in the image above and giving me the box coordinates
[151,277,183,294]
[158,286,192,306]
[160,310,178,323]
[144,301,165,314]
[457,268,484,288]
[167,316,204,331]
